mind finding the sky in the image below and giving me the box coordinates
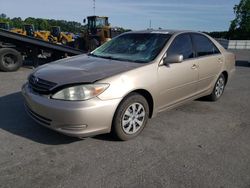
[0,0,240,31]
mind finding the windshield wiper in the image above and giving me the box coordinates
[89,54,147,63]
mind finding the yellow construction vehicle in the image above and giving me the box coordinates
[0,23,40,38]
[35,30,51,41]
[48,26,74,44]
[10,24,46,39]
[10,24,34,36]
[8,24,72,45]
[2,16,111,50]
[76,16,111,51]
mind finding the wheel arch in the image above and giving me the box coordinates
[119,89,154,119]
[221,70,228,85]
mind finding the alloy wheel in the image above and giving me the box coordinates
[122,103,145,135]
[215,77,225,98]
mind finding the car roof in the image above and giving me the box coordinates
[127,29,202,35]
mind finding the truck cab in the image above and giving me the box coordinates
[85,16,111,47]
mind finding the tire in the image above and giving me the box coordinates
[112,93,149,141]
[0,48,23,72]
[89,38,99,51]
[207,74,226,101]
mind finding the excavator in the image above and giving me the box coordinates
[76,16,111,51]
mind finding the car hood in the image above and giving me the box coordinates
[32,55,144,85]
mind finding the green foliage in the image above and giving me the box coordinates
[0,13,7,19]
[229,0,250,39]
[206,31,229,39]
[0,14,86,33]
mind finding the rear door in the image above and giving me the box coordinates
[191,33,223,93]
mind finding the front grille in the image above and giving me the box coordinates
[25,104,52,126]
[29,75,57,94]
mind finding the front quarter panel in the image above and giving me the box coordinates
[97,63,158,101]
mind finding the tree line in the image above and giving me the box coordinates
[0,14,85,33]
[209,0,250,39]
[228,0,250,39]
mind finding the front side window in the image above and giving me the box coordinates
[91,33,171,63]
[192,34,220,57]
[167,34,194,60]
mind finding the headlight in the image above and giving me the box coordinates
[52,84,109,101]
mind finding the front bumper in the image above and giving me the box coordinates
[22,83,121,138]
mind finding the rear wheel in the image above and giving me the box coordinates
[0,48,23,72]
[207,74,226,101]
[112,93,149,141]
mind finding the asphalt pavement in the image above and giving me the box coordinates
[0,50,249,188]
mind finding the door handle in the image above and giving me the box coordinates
[191,64,198,69]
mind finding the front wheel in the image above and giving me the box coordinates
[207,74,226,101]
[89,39,99,51]
[112,93,149,141]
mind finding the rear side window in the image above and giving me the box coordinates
[192,34,220,57]
[167,34,194,60]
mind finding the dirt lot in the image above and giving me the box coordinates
[0,50,249,188]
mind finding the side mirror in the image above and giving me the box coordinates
[163,54,183,65]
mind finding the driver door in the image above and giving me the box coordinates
[157,33,199,111]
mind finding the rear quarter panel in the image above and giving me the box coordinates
[223,51,236,80]
[208,36,236,81]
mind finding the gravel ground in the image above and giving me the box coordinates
[0,50,249,188]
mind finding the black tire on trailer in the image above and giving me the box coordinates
[0,48,23,72]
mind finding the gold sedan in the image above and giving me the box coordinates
[22,30,235,140]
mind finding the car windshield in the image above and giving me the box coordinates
[91,33,171,63]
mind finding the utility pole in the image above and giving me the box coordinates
[93,0,96,15]
[149,20,152,29]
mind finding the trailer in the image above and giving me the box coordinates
[0,28,84,72]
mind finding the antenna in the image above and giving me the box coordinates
[93,0,96,15]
